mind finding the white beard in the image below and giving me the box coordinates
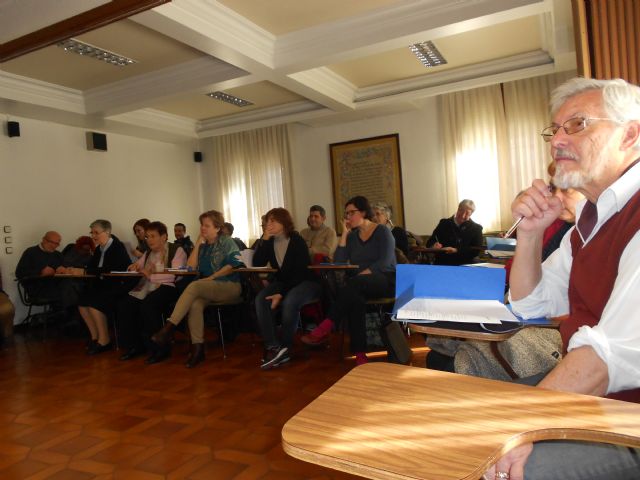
[553,137,616,189]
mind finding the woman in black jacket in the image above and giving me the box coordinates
[78,219,134,354]
[253,208,321,369]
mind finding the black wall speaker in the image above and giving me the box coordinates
[86,132,107,151]
[7,121,20,137]
[194,151,203,163]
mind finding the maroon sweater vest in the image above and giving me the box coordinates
[564,189,640,402]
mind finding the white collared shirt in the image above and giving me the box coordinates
[510,161,640,394]
[98,237,114,268]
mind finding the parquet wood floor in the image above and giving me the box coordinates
[0,329,427,480]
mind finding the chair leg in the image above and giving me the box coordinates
[217,308,226,358]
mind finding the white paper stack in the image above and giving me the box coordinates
[395,298,518,324]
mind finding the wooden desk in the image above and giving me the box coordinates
[282,363,640,480]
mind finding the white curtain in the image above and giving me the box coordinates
[501,71,574,227]
[212,124,294,244]
[441,72,575,231]
[441,85,507,232]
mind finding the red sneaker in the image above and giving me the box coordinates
[301,319,333,345]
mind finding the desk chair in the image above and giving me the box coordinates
[15,279,62,339]
[337,297,400,362]
[204,299,244,358]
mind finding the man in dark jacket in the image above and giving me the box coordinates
[426,199,483,265]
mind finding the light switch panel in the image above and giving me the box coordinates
[3,226,10,233]
[5,247,12,254]
[4,236,11,244]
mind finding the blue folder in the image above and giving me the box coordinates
[392,264,550,326]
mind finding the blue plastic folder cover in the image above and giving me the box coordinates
[392,264,551,325]
[393,264,506,313]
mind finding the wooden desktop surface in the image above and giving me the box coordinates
[282,363,640,480]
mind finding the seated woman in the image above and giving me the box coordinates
[61,236,95,271]
[131,218,151,259]
[116,221,187,364]
[253,208,321,370]
[151,210,243,368]
[301,196,396,365]
[372,202,409,256]
[79,219,135,354]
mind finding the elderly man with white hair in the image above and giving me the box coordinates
[485,77,640,479]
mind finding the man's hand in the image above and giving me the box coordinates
[128,263,140,272]
[442,247,457,254]
[511,179,562,237]
[484,443,533,480]
[266,293,283,309]
[41,266,55,276]
[358,268,372,275]
[55,266,68,274]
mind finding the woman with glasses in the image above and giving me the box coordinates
[254,208,321,369]
[79,219,134,354]
[302,195,396,365]
[151,210,243,368]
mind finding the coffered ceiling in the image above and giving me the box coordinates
[0,0,577,142]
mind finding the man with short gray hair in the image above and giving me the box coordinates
[486,77,640,479]
[426,199,483,265]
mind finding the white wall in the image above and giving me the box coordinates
[289,97,447,234]
[0,115,201,321]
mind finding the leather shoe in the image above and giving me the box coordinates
[185,343,205,368]
[145,350,170,365]
[87,341,112,355]
[119,347,145,361]
[151,322,175,346]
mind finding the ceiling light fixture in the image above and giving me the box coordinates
[409,41,447,67]
[57,38,137,67]
[206,91,253,107]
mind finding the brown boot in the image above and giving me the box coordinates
[151,322,175,346]
[186,343,205,368]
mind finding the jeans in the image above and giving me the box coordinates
[329,272,394,353]
[255,280,322,349]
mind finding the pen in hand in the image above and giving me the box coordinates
[504,184,553,238]
[504,216,524,238]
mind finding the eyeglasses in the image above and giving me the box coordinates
[541,116,619,142]
[344,209,360,218]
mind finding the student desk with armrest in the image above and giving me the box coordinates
[282,363,640,480]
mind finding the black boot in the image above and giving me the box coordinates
[185,343,205,368]
[151,322,175,347]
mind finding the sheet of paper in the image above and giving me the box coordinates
[240,249,254,267]
[487,249,515,258]
[463,263,505,269]
[396,298,518,324]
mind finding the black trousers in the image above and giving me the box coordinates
[116,285,179,350]
[329,272,394,353]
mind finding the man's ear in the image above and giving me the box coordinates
[620,121,640,151]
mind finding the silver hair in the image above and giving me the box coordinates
[90,219,112,233]
[550,77,640,149]
[371,202,393,225]
[458,199,475,211]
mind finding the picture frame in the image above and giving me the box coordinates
[329,134,404,232]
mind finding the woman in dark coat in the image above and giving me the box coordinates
[253,208,321,369]
[78,219,134,354]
